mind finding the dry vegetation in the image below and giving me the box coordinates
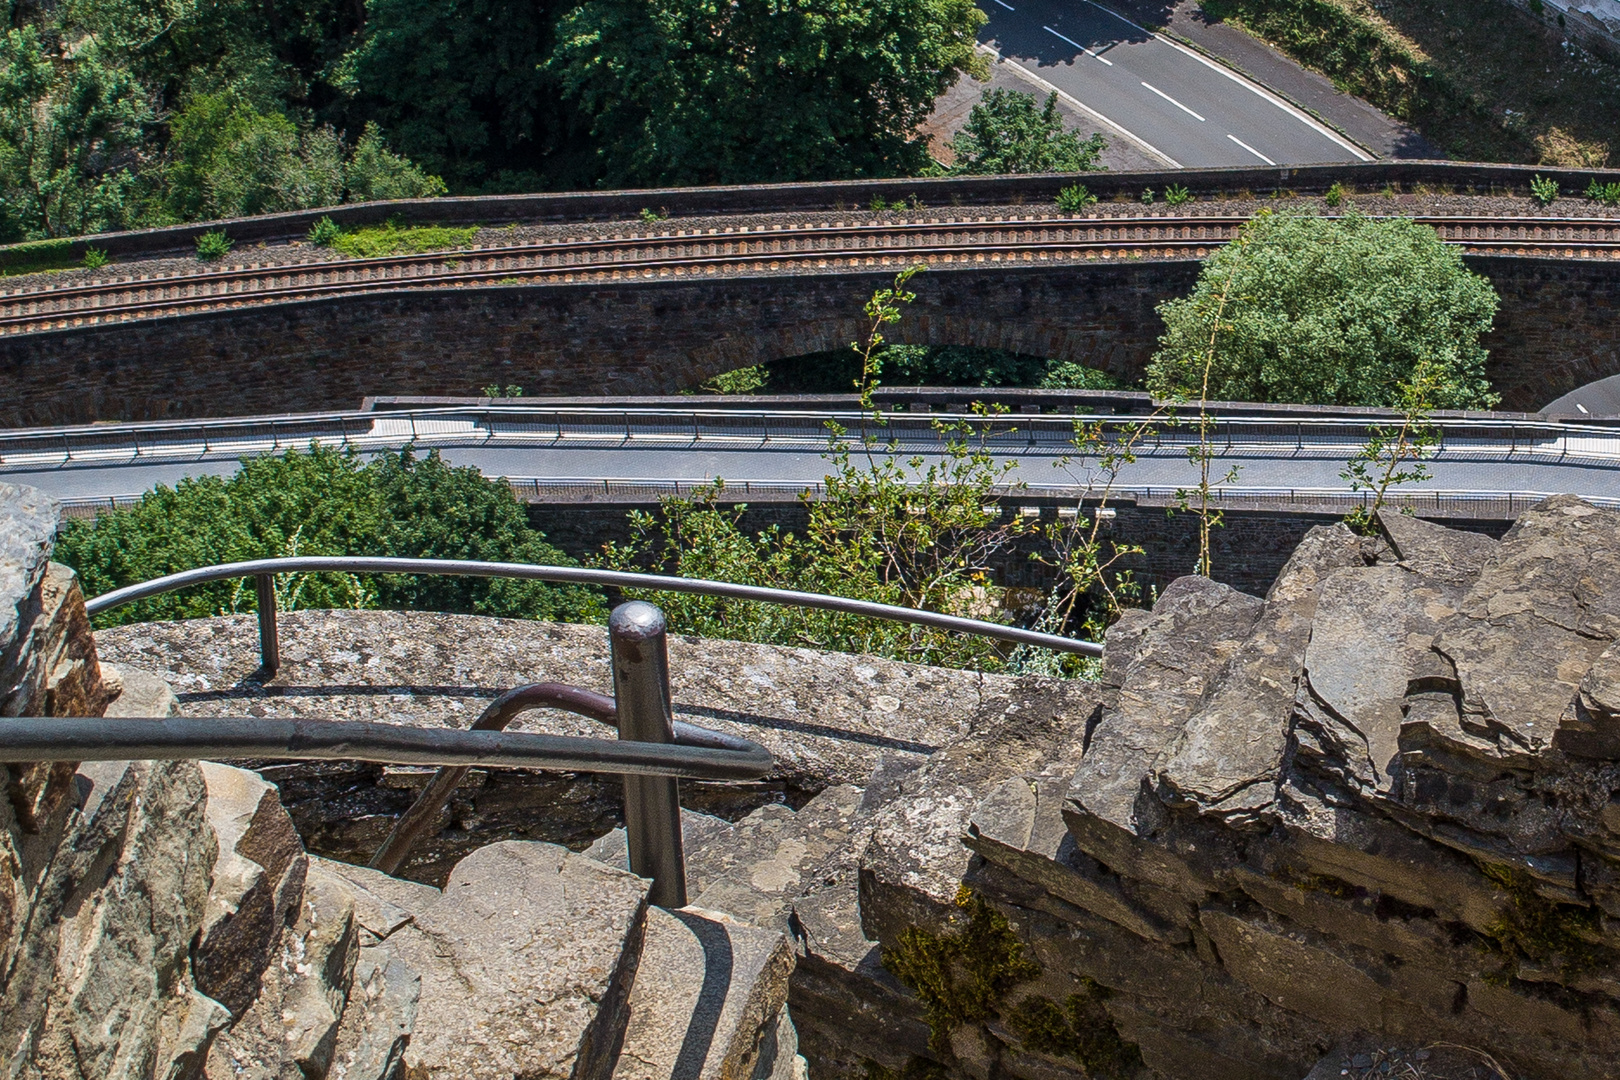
[1203,0,1620,165]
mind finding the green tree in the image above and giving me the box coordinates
[0,27,151,239]
[338,0,576,190]
[946,89,1106,175]
[157,95,443,221]
[1147,210,1500,409]
[550,0,988,186]
[160,93,342,221]
[56,445,602,627]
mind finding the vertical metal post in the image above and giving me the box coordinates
[609,601,687,908]
[255,573,280,677]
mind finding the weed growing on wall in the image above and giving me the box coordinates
[195,229,232,260]
[329,220,478,257]
[1530,174,1560,206]
[1055,184,1098,213]
[1341,360,1442,531]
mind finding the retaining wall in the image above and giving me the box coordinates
[5,250,1616,425]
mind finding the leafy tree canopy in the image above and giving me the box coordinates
[550,0,989,186]
[1146,210,1500,409]
[57,446,603,627]
[946,89,1106,175]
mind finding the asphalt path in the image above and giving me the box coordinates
[12,436,1620,508]
[979,0,1371,168]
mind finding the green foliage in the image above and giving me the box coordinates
[1530,174,1560,206]
[1005,983,1143,1077]
[307,216,341,246]
[881,890,1041,1051]
[639,207,669,224]
[481,384,525,397]
[1148,210,1500,409]
[55,445,603,627]
[329,221,476,257]
[946,90,1107,176]
[1323,181,1347,208]
[697,365,767,395]
[159,97,443,223]
[161,94,343,222]
[1163,183,1192,206]
[1039,362,1125,390]
[339,0,574,190]
[1587,178,1620,206]
[596,411,1030,671]
[0,26,150,240]
[1479,863,1610,980]
[0,238,81,276]
[82,246,109,269]
[1140,188,1154,204]
[1055,184,1098,213]
[195,229,233,260]
[344,122,448,202]
[1341,360,1443,532]
[551,0,988,186]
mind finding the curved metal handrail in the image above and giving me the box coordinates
[84,555,1103,658]
[366,681,769,875]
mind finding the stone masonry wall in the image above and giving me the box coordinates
[3,253,1611,425]
[528,497,1510,600]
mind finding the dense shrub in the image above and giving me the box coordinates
[57,446,603,627]
[1148,210,1499,409]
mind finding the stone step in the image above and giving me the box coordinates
[612,905,795,1080]
[372,840,650,1080]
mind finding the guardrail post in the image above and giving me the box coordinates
[255,573,280,676]
[609,601,687,907]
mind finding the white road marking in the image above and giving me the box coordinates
[979,44,1181,167]
[993,0,1015,10]
[1141,82,1206,121]
[1044,26,1113,65]
[1079,0,1374,160]
[1227,133,1276,165]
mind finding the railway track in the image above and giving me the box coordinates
[2,213,1617,337]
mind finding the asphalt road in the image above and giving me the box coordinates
[979,0,1372,168]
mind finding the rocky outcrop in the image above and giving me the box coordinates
[851,499,1620,1080]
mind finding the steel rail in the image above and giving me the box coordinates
[0,715,773,780]
[83,556,1103,657]
[5,212,1619,308]
[3,213,1618,336]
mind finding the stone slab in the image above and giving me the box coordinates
[388,840,650,1080]
[612,905,793,1080]
[94,610,1016,788]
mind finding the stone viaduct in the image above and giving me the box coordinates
[1,252,1616,426]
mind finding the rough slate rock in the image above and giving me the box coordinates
[1069,575,1264,843]
[1435,495,1620,757]
[1158,524,1366,825]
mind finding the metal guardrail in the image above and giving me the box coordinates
[8,599,765,906]
[8,403,1620,474]
[83,556,1103,669]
